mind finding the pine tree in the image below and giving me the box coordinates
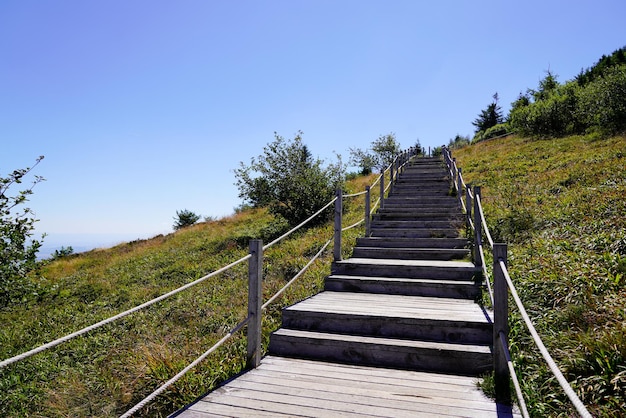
[472,93,503,133]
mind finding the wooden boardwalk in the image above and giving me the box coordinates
[174,356,519,417]
[174,157,521,417]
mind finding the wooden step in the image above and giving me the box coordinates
[370,227,461,238]
[372,212,465,222]
[269,329,492,376]
[280,292,492,344]
[352,246,470,261]
[325,275,481,299]
[332,258,478,280]
[356,237,469,249]
[370,220,464,229]
[384,196,458,205]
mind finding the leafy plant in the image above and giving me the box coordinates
[472,93,504,136]
[349,132,402,173]
[173,209,201,230]
[234,131,344,227]
[51,246,74,260]
[0,156,45,307]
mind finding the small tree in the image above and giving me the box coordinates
[348,147,376,175]
[234,131,343,227]
[448,134,471,149]
[173,209,201,230]
[1,156,45,307]
[349,132,402,174]
[473,93,504,134]
[371,133,401,171]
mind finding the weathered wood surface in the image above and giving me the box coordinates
[173,356,521,417]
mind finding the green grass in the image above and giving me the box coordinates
[453,134,626,417]
[0,172,380,417]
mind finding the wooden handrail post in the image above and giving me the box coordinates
[452,158,458,186]
[333,189,342,261]
[390,161,395,192]
[465,182,472,229]
[493,243,511,403]
[246,239,263,369]
[379,170,385,210]
[457,167,463,203]
[473,186,483,269]
[365,186,371,237]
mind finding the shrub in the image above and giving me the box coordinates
[0,156,45,307]
[576,66,626,134]
[173,209,201,230]
[234,131,344,227]
[481,123,512,141]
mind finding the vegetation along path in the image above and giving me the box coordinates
[175,157,521,417]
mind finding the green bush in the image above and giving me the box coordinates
[474,123,512,143]
[234,131,344,227]
[173,209,201,230]
[0,156,45,307]
[509,84,579,137]
[576,66,626,134]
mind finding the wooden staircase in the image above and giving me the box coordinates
[269,157,493,376]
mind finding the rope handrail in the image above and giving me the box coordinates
[370,172,383,187]
[2,147,418,370]
[343,190,368,198]
[499,260,592,418]
[5,146,420,417]
[263,196,337,250]
[342,218,364,232]
[120,315,251,418]
[0,253,252,368]
[443,145,591,417]
[123,234,334,418]
[262,239,332,310]
[478,244,494,306]
[499,330,530,418]
[476,194,495,248]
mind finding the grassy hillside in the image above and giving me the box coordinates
[0,173,376,417]
[452,134,625,417]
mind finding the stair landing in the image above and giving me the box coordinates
[174,356,521,417]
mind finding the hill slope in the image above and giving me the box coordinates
[0,173,375,417]
[452,134,625,417]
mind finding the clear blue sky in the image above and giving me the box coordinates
[1,0,625,254]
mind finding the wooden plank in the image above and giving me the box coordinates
[262,356,479,387]
[177,357,521,418]
[271,329,492,354]
[236,369,496,404]
[221,379,501,418]
[340,258,476,269]
[285,293,491,322]
[293,291,484,307]
[261,356,480,387]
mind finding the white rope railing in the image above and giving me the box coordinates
[499,261,591,418]
[343,190,368,198]
[120,316,251,418]
[263,197,337,250]
[262,239,332,310]
[443,145,591,417]
[122,147,420,416]
[499,330,530,418]
[4,146,421,417]
[0,254,251,368]
[479,244,494,305]
[476,194,495,248]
